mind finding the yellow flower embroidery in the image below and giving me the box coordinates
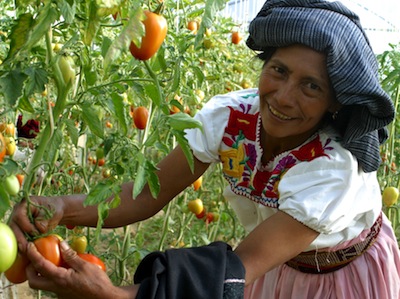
[219,145,245,178]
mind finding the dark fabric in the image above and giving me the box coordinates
[134,241,245,299]
[246,0,395,172]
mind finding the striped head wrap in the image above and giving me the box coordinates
[246,0,395,172]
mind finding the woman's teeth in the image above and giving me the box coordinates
[269,105,293,120]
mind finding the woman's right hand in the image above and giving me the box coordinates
[9,195,65,253]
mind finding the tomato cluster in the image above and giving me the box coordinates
[4,233,105,285]
[187,198,219,224]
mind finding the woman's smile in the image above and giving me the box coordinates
[268,104,294,121]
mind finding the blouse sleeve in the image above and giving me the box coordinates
[185,89,259,163]
[277,144,381,235]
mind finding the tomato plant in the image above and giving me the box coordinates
[0,222,18,272]
[129,10,168,61]
[4,252,30,284]
[78,253,106,272]
[132,106,149,130]
[33,235,62,267]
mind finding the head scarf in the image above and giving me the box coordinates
[246,0,395,172]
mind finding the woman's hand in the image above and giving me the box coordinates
[26,241,138,299]
[9,196,65,253]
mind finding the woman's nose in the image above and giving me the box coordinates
[274,82,297,106]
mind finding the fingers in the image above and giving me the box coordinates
[59,241,85,271]
[25,242,68,292]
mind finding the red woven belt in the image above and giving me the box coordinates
[285,213,382,274]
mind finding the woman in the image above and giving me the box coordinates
[10,0,400,298]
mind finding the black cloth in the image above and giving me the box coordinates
[134,241,245,299]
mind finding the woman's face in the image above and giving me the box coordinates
[259,44,337,145]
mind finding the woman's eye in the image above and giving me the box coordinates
[273,66,285,74]
[307,82,320,90]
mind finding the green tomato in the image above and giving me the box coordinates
[58,55,76,85]
[4,175,20,196]
[0,223,18,272]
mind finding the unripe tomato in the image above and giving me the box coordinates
[133,106,149,130]
[231,31,242,44]
[188,198,204,215]
[4,136,16,156]
[192,176,203,191]
[4,252,30,284]
[0,223,18,273]
[58,55,76,85]
[382,186,399,207]
[78,253,106,272]
[70,235,88,254]
[102,168,111,178]
[96,148,105,159]
[0,132,6,162]
[33,235,62,266]
[129,10,168,61]
[0,123,15,137]
[3,175,20,196]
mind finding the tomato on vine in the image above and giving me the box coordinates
[0,223,18,273]
[188,198,204,215]
[5,136,16,156]
[3,175,20,196]
[129,9,168,61]
[4,252,30,284]
[187,20,198,33]
[78,253,106,272]
[0,132,6,162]
[132,106,149,130]
[231,31,242,44]
[58,55,76,85]
[70,235,88,254]
[33,235,62,266]
[192,176,203,191]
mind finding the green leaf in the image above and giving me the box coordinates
[167,113,203,131]
[111,93,128,135]
[84,181,121,206]
[4,13,34,62]
[65,119,79,146]
[24,67,48,96]
[133,163,146,199]
[83,0,101,46]
[145,84,161,107]
[81,103,105,139]
[170,59,181,92]
[103,8,144,72]
[172,130,195,173]
[57,0,76,24]
[24,4,59,51]
[17,96,35,113]
[0,70,28,107]
[145,161,160,199]
[194,0,228,48]
[0,186,11,219]
[44,128,63,164]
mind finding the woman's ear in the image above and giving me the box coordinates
[329,102,342,114]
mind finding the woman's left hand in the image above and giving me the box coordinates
[25,241,137,299]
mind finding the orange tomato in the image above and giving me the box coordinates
[187,20,198,33]
[0,123,15,136]
[4,252,30,284]
[16,174,24,187]
[231,31,242,45]
[33,235,62,266]
[133,106,149,130]
[0,132,6,162]
[129,10,168,61]
[78,253,106,272]
[192,176,203,191]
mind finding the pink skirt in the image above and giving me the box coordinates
[244,214,400,299]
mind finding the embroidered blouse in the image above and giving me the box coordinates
[185,89,382,250]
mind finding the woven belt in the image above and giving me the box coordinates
[285,213,382,274]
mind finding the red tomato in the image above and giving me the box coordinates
[4,252,30,284]
[133,106,149,130]
[33,235,62,266]
[78,253,106,272]
[129,10,168,60]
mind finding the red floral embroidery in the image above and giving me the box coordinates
[225,107,259,141]
[291,136,330,161]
